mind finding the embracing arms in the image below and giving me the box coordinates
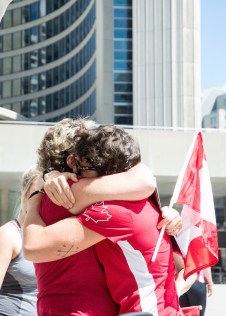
[23,162,182,262]
[43,162,156,211]
[23,193,105,263]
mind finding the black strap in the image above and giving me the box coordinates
[14,219,21,229]
[28,189,44,199]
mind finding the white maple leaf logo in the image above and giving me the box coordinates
[83,202,112,223]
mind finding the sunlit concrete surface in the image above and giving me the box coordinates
[205,284,226,315]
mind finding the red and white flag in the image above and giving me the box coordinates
[0,0,12,22]
[171,131,218,279]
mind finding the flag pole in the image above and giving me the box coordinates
[151,130,200,262]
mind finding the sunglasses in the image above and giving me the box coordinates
[74,159,97,175]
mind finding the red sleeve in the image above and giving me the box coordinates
[76,201,134,243]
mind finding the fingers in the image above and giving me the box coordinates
[67,173,78,182]
[207,284,213,296]
[44,173,76,209]
[158,206,182,236]
[165,223,182,236]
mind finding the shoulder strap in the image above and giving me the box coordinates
[9,219,21,233]
[14,219,21,229]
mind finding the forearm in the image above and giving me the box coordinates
[204,267,213,285]
[205,267,214,296]
[176,271,197,296]
[23,194,104,263]
[23,195,47,261]
[69,162,156,214]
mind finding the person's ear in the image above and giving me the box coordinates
[66,154,74,169]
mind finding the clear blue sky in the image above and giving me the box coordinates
[201,0,226,92]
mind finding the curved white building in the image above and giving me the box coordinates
[0,0,96,122]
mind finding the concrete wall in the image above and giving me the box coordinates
[132,0,201,128]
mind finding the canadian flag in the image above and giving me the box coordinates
[171,131,218,279]
[0,0,12,22]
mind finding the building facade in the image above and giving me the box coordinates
[97,0,201,127]
[1,0,201,128]
[202,93,226,129]
[0,0,97,122]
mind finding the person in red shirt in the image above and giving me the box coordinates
[23,122,183,315]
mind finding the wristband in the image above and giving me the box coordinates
[42,167,55,181]
[28,189,44,199]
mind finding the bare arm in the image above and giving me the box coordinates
[43,164,182,232]
[68,163,155,214]
[23,194,105,263]
[0,224,18,287]
[204,267,214,296]
[44,162,156,211]
[174,253,197,296]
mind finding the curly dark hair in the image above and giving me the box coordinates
[75,125,141,176]
[37,118,98,172]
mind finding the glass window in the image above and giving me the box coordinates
[114,105,133,114]
[2,81,11,98]
[114,9,132,18]
[13,55,21,73]
[13,8,21,26]
[210,116,216,125]
[114,72,132,82]
[13,79,21,96]
[13,31,21,49]
[114,0,132,6]
[114,93,133,102]
[114,83,132,92]
[3,34,11,52]
[114,61,132,71]
[114,51,132,60]
[114,19,132,28]
[114,116,133,125]
[114,29,132,38]
[2,10,12,28]
[31,75,39,92]
[12,102,21,113]
[38,97,46,114]
[114,40,132,50]
[30,2,39,20]
[3,57,11,75]
[30,100,38,116]
[31,27,39,43]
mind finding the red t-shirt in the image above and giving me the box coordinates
[34,194,119,316]
[76,198,183,316]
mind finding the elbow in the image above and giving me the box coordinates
[23,245,42,263]
[23,242,35,261]
[144,177,156,197]
[23,235,40,262]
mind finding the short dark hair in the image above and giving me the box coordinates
[75,125,141,176]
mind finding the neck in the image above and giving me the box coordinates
[17,215,25,227]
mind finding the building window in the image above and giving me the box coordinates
[223,98,226,107]
[113,0,133,125]
[210,116,216,125]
